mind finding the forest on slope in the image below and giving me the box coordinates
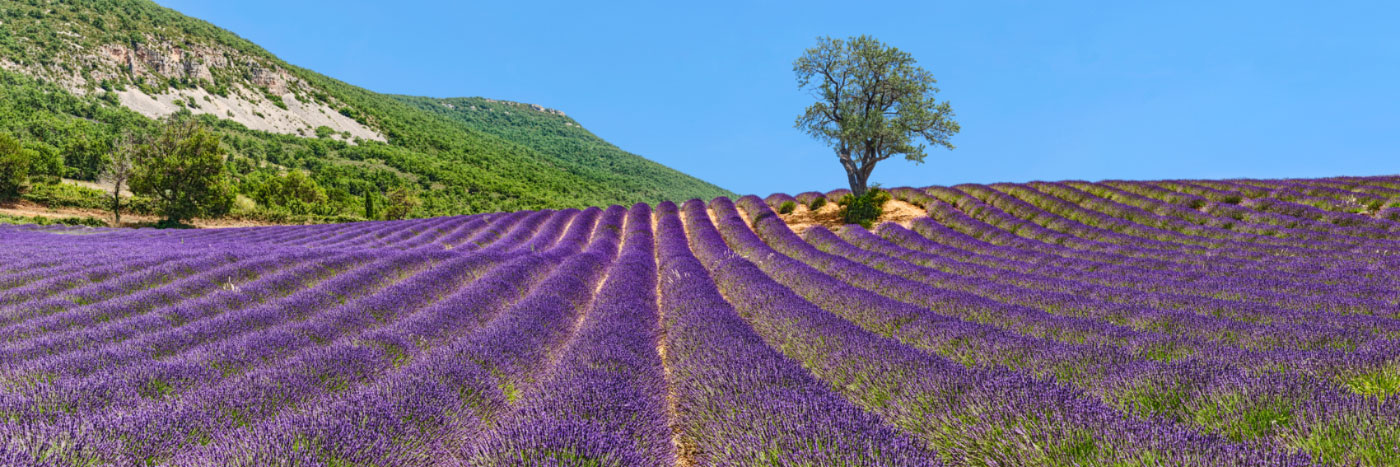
[0,0,732,225]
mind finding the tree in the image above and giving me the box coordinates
[0,134,31,201]
[363,191,378,220]
[383,186,419,220]
[64,134,110,181]
[131,118,234,226]
[102,132,137,225]
[247,169,327,215]
[794,35,960,197]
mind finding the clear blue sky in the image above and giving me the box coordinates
[155,0,1399,196]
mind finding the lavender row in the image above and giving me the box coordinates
[466,203,675,465]
[692,198,1305,465]
[901,188,1400,304]
[173,205,630,465]
[655,201,937,465]
[731,196,1399,464]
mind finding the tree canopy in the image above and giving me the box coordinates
[130,118,235,225]
[795,35,960,196]
[0,134,31,201]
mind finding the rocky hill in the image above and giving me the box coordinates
[0,0,732,220]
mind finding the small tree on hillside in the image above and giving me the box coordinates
[384,186,419,220]
[363,191,378,220]
[102,133,137,225]
[0,134,30,201]
[794,35,960,197]
[131,118,234,226]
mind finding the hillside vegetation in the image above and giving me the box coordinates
[0,0,731,223]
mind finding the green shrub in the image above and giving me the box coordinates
[778,200,797,214]
[809,197,827,211]
[0,134,31,200]
[0,212,106,227]
[21,182,108,209]
[838,189,891,228]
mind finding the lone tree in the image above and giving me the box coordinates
[102,132,137,225]
[131,118,234,226]
[795,35,960,197]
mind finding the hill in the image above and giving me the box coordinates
[2,175,1398,465]
[0,0,731,223]
[394,96,732,209]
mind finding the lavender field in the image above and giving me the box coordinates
[3,176,1400,466]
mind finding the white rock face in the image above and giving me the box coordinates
[2,35,386,143]
[115,86,385,142]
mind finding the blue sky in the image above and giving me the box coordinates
[155,0,1399,196]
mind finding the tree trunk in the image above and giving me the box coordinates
[840,148,867,197]
[111,183,121,226]
[846,169,867,198]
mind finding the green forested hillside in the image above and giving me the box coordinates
[395,96,727,208]
[0,0,731,222]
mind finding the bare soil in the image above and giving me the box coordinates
[778,198,927,235]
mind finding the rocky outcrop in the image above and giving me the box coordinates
[7,35,383,142]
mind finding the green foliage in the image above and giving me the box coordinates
[243,169,330,216]
[808,197,827,211]
[363,191,377,220]
[0,134,32,200]
[0,0,733,224]
[21,182,110,210]
[778,200,797,214]
[838,189,891,228]
[130,119,235,224]
[0,213,107,227]
[383,186,419,220]
[394,96,734,208]
[795,35,959,196]
[62,135,111,180]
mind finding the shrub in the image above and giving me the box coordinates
[778,200,797,214]
[0,134,31,201]
[0,213,106,227]
[838,189,891,228]
[809,197,827,211]
[21,182,108,209]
